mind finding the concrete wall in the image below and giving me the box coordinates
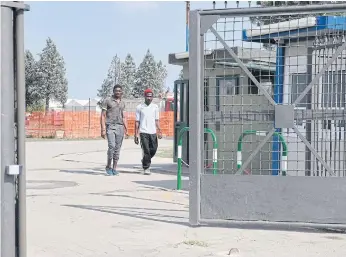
[201,174,346,222]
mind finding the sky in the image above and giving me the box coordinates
[24,1,222,99]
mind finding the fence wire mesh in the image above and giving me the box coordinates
[202,5,346,178]
[25,110,174,139]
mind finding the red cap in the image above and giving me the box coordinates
[144,88,153,96]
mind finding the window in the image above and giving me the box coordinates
[291,73,309,108]
[322,70,346,108]
[216,77,239,111]
[323,120,332,130]
[219,78,239,95]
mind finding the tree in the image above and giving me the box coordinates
[133,49,158,97]
[97,78,113,105]
[156,60,168,96]
[97,55,122,102]
[119,53,136,98]
[25,50,43,109]
[36,37,68,111]
[251,1,344,26]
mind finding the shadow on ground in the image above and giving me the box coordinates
[118,163,189,176]
[133,179,189,191]
[59,163,188,178]
[27,180,78,190]
[60,169,108,176]
[62,204,189,226]
[61,203,345,234]
[89,192,188,206]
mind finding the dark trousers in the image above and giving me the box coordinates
[140,133,158,170]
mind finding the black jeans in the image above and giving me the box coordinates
[140,133,158,170]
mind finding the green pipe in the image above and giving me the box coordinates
[177,126,218,190]
[204,128,218,173]
[237,130,288,175]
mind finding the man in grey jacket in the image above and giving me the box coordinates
[100,84,128,175]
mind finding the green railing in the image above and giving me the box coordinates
[177,127,218,190]
[237,130,288,176]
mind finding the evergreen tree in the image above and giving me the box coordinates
[131,80,144,99]
[155,60,168,96]
[25,50,43,108]
[97,55,122,102]
[36,37,68,110]
[97,78,113,105]
[119,53,136,98]
[134,49,158,97]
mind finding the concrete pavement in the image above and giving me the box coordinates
[26,139,346,257]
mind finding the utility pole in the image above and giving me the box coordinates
[186,1,190,52]
[1,2,30,257]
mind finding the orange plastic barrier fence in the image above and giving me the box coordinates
[26,111,175,139]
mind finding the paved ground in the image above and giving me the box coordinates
[27,138,346,257]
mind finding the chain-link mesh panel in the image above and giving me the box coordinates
[202,5,346,177]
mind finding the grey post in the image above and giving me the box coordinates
[1,1,29,256]
[15,4,27,257]
[188,10,203,226]
[0,7,2,254]
[1,5,17,257]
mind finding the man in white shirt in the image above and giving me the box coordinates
[134,88,162,175]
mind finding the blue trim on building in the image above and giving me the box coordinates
[272,46,285,176]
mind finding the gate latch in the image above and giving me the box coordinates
[275,105,294,128]
[6,165,23,176]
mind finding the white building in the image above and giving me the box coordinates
[48,98,102,112]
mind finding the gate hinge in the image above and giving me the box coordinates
[6,165,23,176]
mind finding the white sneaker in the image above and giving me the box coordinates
[144,168,151,175]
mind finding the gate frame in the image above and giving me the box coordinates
[189,4,346,229]
[1,1,30,256]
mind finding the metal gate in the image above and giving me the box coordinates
[188,3,346,229]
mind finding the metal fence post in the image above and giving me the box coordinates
[1,5,17,257]
[15,4,27,256]
[188,10,203,226]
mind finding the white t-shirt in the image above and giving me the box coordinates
[135,103,159,134]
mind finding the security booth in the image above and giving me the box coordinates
[168,47,276,172]
[242,16,346,177]
[172,79,189,162]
